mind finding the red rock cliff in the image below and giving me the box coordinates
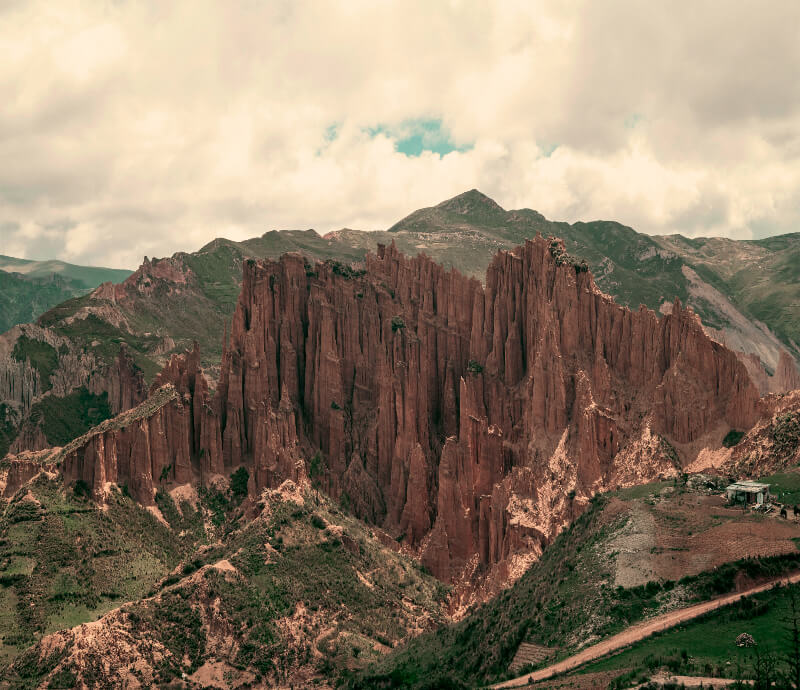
[209,237,759,587]
[52,236,762,593]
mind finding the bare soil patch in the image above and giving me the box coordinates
[613,492,800,587]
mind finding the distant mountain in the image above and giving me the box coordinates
[1,190,798,460]
[0,255,132,288]
[0,255,131,333]
[336,190,800,372]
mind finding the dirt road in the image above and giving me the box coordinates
[492,571,800,688]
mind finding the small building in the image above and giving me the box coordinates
[726,480,771,506]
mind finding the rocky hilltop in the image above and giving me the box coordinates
[48,236,764,600]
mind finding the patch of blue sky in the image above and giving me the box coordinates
[323,123,339,142]
[624,113,643,129]
[539,142,558,157]
[367,118,473,157]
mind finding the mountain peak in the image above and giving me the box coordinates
[435,189,506,215]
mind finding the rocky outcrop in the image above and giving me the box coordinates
[58,340,303,505]
[8,423,48,454]
[58,386,189,505]
[0,450,52,497]
[25,236,763,595]
[0,355,39,415]
[91,255,195,305]
[729,390,800,477]
[775,350,800,393]
[96,344,147,415]
[738,349,800,395]
[208,237,759,586]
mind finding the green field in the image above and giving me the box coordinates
[582,582,800,685]
[759,468,800,506]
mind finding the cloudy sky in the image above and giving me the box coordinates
[2,0,799,268]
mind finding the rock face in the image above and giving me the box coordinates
[207,237,759,586]
[776,350,800,393]
[91,254,195,305]
[59,386,190,505]
[58,342,303,507]
[0,451,51,497]
[1,332,147,454]
[738,349,800,395]
[729,389,800,477]
[39,236,763,593]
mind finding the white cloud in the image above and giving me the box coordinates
[0,0,798,268]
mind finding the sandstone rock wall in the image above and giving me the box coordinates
[208,237,759,584]
[39,236,763,593]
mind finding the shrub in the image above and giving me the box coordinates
[547,238,589,273]
[309,452,325,479]
[159,464,172,483]
[326,260,367,280]
[467,360,483,375]
[73,479,92,500]
[391,316,405,332]
[722,429,745,447]
[230,467,250,500]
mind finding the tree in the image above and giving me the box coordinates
[752,644,778,690]
[784,586,800,689]
[230,466,249,500]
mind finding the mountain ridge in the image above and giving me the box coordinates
[1,190,798,467]
[1,232,798,688]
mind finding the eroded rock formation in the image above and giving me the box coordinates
[738,349,800,395]
[28,236,764,593]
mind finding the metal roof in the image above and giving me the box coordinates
[726,481,770,493]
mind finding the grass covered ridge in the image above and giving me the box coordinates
[0,478,448,687]
[584,581,800,687]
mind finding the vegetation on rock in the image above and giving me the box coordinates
[11,336,58,392]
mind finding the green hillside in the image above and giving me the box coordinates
[0,472,447,687]
[0,257,132,334]
[350,479,800,688]
[0,256,130,290]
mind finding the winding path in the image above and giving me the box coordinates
[491,571,800,688]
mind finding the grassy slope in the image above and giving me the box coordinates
[0,257,130,290]
[581,582,800,687]
[25,389,111,448]
[350,481,800,689]
[0,258,132,334]
[0,476,192,664]
[0,272,85,335]
[654,233,800,357]
[0,474,448,688]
